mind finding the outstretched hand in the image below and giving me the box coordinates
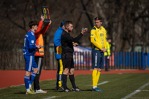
[81,28,88,34]
[72,42,78,46]
[41,15,44,21]
[102,48,106,52]
[36,45,42,49]
[49,20,52,25]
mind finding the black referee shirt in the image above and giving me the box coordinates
[61,30,83,54]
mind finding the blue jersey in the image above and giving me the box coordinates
[53,27,63,59]
[23,31,37,56]
[53,27,63,47]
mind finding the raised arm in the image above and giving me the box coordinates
[71,28,87,43]
[40,20,52,35]
[34,16,44,35]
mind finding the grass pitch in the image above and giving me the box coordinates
[0,73,149,99]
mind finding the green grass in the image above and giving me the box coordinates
[0,74,149,99]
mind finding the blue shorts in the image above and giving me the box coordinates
[24,55,38,72]
[92,49,104,69]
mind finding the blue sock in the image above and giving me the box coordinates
[24,76,30,90]
[30,73,36,85]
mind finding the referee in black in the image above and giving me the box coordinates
[61,21,87,92]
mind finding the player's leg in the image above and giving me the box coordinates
[92,50,103,92]
[24,71,36,94]
[92,68,102,92]
[62,53,71,92]
[55,46,63,90]
[92,50,98,89]
[30,69,37,88]
[96,68,101,86]
[34,56,46,93]
[30,56,38,86]
[62,68,69,92]
[107,57,110,71]
[56,59,60,89]
[24,71,31,92]
[68,53,76,89]
[105,56,108,71]
[27,56,38,94]
[92,68,98,89]
[95,52,104,91]
[57,59,63,89]
[24,55,36,94]
[34,56,40,90]
[65,53,77,90]
[96,51,104,84]
[69,68,80,92]
[69,68,76,88]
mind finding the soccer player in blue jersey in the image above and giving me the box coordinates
[23,21,41,94]
[53,21,65,90]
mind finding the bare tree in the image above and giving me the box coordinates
[0,0,149,51]
[91,0,149,51]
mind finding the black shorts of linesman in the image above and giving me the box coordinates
[61,21,87,92]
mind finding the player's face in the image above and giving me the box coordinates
[33,25,38,31]
[95,20,102,28]
[67,24,73,32]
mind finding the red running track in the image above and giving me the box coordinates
[0,70,149,89]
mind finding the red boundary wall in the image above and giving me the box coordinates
[0,70,149,89]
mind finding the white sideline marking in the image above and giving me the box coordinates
[98,81,109,85]
[121,82,149,99]
[87,81,109,86]
[43,96,58,99]
[141,90,149,91]
[0,84,24,90]
[10,84,24,87]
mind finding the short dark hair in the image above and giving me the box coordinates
[64,21,73,27]
[60,20,65,27]
[94,17,103,21]
[28,21,38,28]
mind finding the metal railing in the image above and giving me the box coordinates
[73,51,149,70]
[0,49,148,70]
[113,52,148,69]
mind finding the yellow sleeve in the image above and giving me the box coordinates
[104,29,108,49]
[105,29,110,55]
[90,29,102,50]
[107,42,111,56]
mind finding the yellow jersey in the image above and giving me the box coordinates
[90,26,107,50]
[104,42,111,56]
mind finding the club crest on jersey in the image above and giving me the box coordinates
[100,33,104,36]
[31,40,34,44]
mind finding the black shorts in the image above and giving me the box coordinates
[62,53,74,69]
